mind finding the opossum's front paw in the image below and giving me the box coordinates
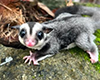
[87,51,98,63]
[23,51,39,65]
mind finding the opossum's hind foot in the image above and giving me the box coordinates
[87,51,98,63]
[23,51,39,65]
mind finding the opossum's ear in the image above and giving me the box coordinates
[11,25,20,30]
[43,27,53,34]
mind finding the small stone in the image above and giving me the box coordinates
[22,74,27,80]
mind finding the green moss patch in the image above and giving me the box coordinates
[68,3,100,73]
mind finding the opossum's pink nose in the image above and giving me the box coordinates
[26,39,36,47]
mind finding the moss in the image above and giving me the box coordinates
[68,3,100,73]
[83,3,100,7]
[75,2,100,7]
[68,47,90,62]
[68,30,100,66]
[69,46,100,73]
[32,76,36,79]
[93,30,100,73]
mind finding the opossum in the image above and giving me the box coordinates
[12,5,100,65]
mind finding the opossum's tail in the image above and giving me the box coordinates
[55,5,79,18]
[55,5,100,21]
[76,6,100,30]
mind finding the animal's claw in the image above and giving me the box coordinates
[23,51,39,65]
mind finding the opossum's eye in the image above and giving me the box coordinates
[37,31,44,40]
[20,29,26,38]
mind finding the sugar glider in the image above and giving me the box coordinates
[12,5,100,65]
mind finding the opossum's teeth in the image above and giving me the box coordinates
[87,51,98,63]
[23,51,39,65]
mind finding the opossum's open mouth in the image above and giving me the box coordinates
[25,39,36,47]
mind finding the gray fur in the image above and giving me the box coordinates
[76,6,100,30]
[42,15,95,50]
[16,5,100,64]
[39,6,100,63]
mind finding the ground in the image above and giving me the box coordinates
[0,43,100,80]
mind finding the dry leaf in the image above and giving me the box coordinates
[0,0,54,48]
[38,2,55,17]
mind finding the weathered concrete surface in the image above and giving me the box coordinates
[0,44,100,80]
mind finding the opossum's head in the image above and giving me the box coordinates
[12,22,53,50]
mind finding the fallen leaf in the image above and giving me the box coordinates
[38,2,55,17]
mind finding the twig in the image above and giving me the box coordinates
[0,15,2,20]
[0,3,12,11]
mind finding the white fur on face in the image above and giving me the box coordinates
[19,22,48,50]
[31,23,48,50]
[19,23,30,46]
